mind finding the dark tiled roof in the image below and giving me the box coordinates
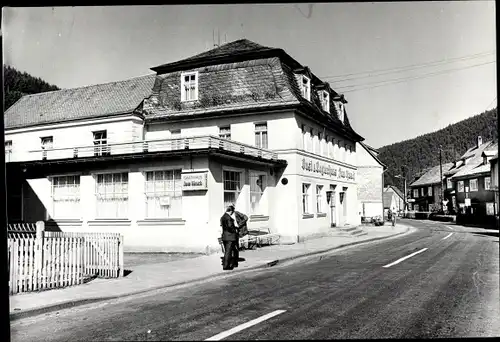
[5,75,156,129]
[144,54,363,141]
[451,141,497,179]
[410,162,454,187]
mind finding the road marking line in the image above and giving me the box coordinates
[205,310,286,341]
[445,225,455,230]
[442,233,453,240]
[383,248,428,268]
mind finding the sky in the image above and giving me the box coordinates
[2,2,497,148]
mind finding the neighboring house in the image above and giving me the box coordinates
[490,153,498,217]
[383,185,405,213]
[448,136,497,216]
[4,39,367,252]
[356,142,386,220]
[409,162,454,212]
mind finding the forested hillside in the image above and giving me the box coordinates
[379,107,498,189]
[3,65,60,110]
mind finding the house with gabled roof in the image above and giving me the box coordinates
[5,39,367,252]
[383,185,405,213]
[356,141,386,220]
[448,136,497,216]
[409,162,454,212]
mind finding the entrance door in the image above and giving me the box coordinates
[328,185,337,227]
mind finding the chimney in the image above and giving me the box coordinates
[477,136,483,147]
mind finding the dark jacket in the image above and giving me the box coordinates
[220,213,238,241]
[234,211,249,237]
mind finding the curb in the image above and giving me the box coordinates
[10,225,412,321]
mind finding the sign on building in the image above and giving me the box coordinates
[301,157,356,182]
[182,171,208,191]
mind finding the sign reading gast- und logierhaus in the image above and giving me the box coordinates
[300,157,356,183]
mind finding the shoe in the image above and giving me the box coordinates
[233,264,239,268]
[223,267,233,271]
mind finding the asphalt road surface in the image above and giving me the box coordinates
[11,220,500,341]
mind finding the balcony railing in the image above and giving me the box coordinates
[12,135,280,163]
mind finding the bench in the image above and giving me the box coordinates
[218,227,280,253]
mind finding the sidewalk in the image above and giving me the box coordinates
[9,223,413,320]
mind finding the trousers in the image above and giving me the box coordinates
[222,240,239,269]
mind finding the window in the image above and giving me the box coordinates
[316,185,324,213]
[413,189,419,198]
[318,132,323,155]
[223,171,242,208]
[93,130,109,156]
[320,90,330,112]
[309,128,314,153]
[41,136,53,160]
[219,126,231,140]
[170,129,182,150]
[255,123,268,149]
[95,172,128,219]
[420,188,424,196]
[327,137,333,158]
[458,181,464,192]
[51,176,80,219]
[446,178,453,189]
[484,177,491,190]
[338,102,345,123]
[486,202,495,216]
[145,170,182,219]
[181,72,198,102]
[469,179,478,192]
[302,183,311,214]
[249,173,266,215]
[428,186,432,196]
[5,140,12,162]
[301,76,311,101]
[302,125,308,151]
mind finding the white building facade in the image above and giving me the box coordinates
[5,40,365,252]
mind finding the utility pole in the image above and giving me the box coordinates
[439,145,444,212]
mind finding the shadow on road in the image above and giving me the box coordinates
[472,231,499,238]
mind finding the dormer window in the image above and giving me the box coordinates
[320,90,330,112]
[181,71,198,102]
[301,75,311,101]
[338,102,345,123]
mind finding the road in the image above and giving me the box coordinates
[11,220,500,340]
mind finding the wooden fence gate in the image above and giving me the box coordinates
[7,222,124,295]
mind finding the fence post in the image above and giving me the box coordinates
[118,235,124,277]
[35,221,45,289]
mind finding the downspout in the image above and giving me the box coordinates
[382,167,388,218]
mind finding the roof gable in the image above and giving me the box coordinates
[385,185,404,199]
[451,141,497,179]
[410,162,454,187]
[5,74,156,129]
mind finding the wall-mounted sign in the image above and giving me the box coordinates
[182,171,208,191]
[301,158,355,182]
[159,197,170,206]
[407,199,415,203]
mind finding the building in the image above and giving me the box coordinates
[409,163,454,212]
[4,39,366,253]
[490,153,498,218]
[448,137,497,217]
[356,142,386,220]
[383,185,405,215]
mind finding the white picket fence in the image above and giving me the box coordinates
[7,222,124,295]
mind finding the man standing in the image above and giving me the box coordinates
[220,205,238,270]
[391,205,397,227]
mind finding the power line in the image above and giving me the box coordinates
[320,50,496,80]
[337,60,496,94]
[323,51,495,83]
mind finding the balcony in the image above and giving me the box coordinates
[9,135,282,165]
